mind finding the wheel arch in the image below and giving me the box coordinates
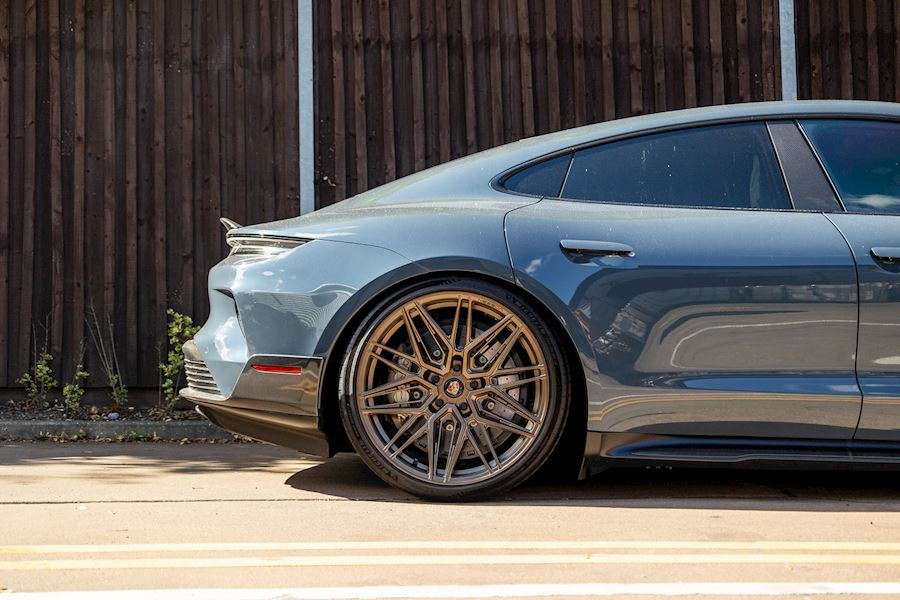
[318,267,588,476]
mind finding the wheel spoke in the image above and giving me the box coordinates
[493,364,545,377]
[361,399,427,415]
[369,343,420,374]
[443,421,467,483]
[466,421,497,473]
[389,419,429,459]
[483,326,522,375]
[465,313,514,358]
[483,386,539,424]
[414,300,451,347]
[496,373,546,391]
[473,421,499,468]
[477,410,535,439]
[448,297,464,351]
[401,307,431,368]
[426,414,441,481]
[360,376,420,399]
[465,298,474,347]
[383,414,424,452]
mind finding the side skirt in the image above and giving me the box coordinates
[582,432,900,477]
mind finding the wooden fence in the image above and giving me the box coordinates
[0,0,300,388]
[0,0,898,390]
[314,0,783,207]
[794,0,900,102]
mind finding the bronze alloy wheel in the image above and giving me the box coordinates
[339,279,569,500]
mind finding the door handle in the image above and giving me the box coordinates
[559,239,635,258]
[870,247,900,265]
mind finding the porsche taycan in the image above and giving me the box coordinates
[181,101,900,500]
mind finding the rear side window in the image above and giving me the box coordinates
[561,122,791,210]
[502,153,571,197]
[800,119,900,215]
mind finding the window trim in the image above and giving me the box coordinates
[797,117,900,217]
[552,120,794,212]
[493,113,900,214]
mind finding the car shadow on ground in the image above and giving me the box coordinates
[285,451,900,510]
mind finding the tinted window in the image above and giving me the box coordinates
[801,119,900,214]
[502,153,571,197]
[562,122,791,210]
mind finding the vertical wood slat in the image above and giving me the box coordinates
[626,0,642,116]
[795,0,899,101]
[761,0,776,100]
[48,0,63,362]
[680,0,696,107]
[865,0,879,99]
[0,1,8,385]
[21,0,35,369]
[378,0,396,179]
[709,0,725,104]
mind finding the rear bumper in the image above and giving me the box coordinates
[180,340,331,456]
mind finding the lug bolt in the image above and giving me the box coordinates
[451,359,461,372]
[470,380,481,390]
[428,373,440,384]
[435,399,444,408]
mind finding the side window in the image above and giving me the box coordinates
[800,119,900,215]
[502,153,571,197]
[561,122,791,210]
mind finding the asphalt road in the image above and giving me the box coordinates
[2,441,900,599]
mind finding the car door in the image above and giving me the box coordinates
[505,121,862,439]
[800,119,900,441]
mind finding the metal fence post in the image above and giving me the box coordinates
[779,0,798,101]
[298,0,315,214]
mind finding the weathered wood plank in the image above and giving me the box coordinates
[709,0,725,104]
[517,0,535,136]
[378,0,396,177]
[626,0,643,115]
[865,0,879,99]
[21,0,37,368]
[0,0,9,384]
[48,0,64,362]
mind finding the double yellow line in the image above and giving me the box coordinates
[3,541,900,571]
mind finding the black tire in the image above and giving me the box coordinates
[338,277,571,501]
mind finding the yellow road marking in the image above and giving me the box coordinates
[4,553,900,570]
[5,540,900,555]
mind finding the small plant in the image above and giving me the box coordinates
[121,430,154,442]
[62,342,90,416]
[86,305,128,411]
[159,309,201,413]
[17,352,57,410]
[17,325,58,410]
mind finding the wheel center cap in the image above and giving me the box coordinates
[443,378,464,399]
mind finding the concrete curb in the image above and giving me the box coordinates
[0,419,239,441]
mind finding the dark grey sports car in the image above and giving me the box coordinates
[181,101,900,500]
